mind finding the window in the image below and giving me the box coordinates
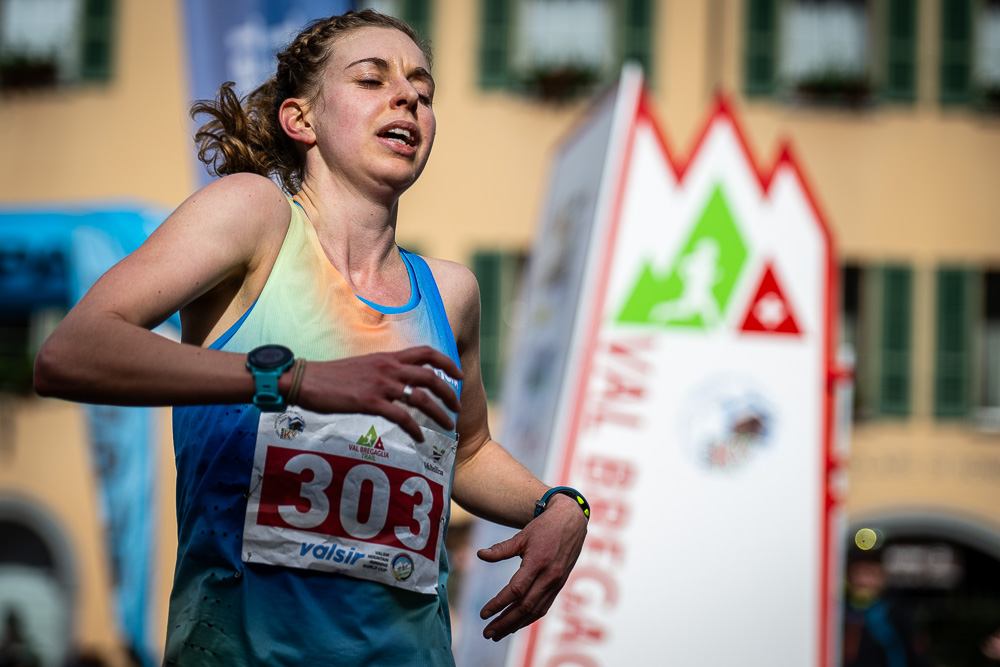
[479,0,653,100]
[0,308,62,395]
[0,241,67,395]
[934,268,974,417]
[940,0,1000,107]
[745,0,919,105]
[512,0,613,75]
[983,271,1000,424]
[779,0,869,95]
[979,1,1000,103]
[0,0,113,91]
[879,265,914,416]
[840,264,860,357]
[0,312,33,394]
[839,263,913,420]
[883,0,918,100]
[360,0,432,44]
[472,250,525,401]
[934,267,1000,427]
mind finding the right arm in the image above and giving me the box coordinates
[33,173,461,440]
[34,172,282,406]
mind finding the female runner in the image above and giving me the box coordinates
[34,10,588,666]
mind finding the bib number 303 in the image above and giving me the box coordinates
[242,412,455,595]
[258,447,443,560]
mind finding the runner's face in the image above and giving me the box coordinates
[310,27,435,195]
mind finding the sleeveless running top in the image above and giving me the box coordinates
[166,199,462,666]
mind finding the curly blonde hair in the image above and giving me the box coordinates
[190,10,430,194]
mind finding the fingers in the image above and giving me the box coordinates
[476,537,523,617]
[376,401,426,443]
[476,535,522,563]
[476,512,588,642]
[398,388,455,433]
[479,573,525,621]
[480,568,561,642]
[476,534,541,640]
[396,345,463,383]
[297,346,462,440]
[395,362,461,413]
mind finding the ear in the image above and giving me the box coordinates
[279,97,315,145]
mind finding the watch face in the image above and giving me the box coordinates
[248,345,293,369]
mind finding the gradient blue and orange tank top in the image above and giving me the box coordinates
[167,199,462,666]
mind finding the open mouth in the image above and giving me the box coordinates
[378,126,418,147]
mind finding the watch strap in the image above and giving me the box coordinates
[533,486,590,521]
[247,346,295,411]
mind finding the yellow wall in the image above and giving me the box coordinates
[0,399,175,666]
[2,0,1000,660]
[0,1,193,206]
[0,399,117,655]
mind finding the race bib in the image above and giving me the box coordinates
[242,409,457,595]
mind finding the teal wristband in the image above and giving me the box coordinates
[534,486,590,521]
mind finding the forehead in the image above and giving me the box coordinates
[328,26,429,71]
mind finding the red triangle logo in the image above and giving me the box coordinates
[739,262,801,335]
[374,437,385,450]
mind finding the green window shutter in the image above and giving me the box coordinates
[879,266,913,416]
[80,0,114,82]
[940,0,973,104]
[883,0,918,102]
[934,268,976,417]
[403,0,432,46]
[473,251,504,401]
[472,250,521,401]
[620,0,654,79]
[745,0,777,97]
[480,0,511,89]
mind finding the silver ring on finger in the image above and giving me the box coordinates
[401,384,414,404]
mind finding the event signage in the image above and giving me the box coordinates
[457,67,838,667]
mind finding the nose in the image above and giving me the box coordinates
[390,78,419,110]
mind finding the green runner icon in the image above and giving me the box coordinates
[617,185,748,329]
[357,426,379,447]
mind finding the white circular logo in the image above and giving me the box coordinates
[678,375,775,472]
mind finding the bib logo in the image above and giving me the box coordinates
[273,411,306,440]
[349,426,389,462]
[423,442,449,476]
[392,553,414,581]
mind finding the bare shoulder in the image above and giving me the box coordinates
[422,256,480,309]
[422,257,481,343]
[94,173,292,337]
[169,173,290,246]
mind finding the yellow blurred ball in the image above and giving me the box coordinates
[855,528,877,550]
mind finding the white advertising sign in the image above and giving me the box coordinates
[454,67,644,667]
[458,69,838,667]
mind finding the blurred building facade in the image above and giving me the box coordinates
[0,0,998,665]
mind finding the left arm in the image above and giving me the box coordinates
[427,258,588,642]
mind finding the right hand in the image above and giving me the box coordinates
[295,345,462,442]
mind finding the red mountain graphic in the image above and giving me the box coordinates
[739,262,801,335]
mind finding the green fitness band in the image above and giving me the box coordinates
[246,345,295,411]
[534,486,590,521]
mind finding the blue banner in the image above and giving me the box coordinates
[1,205,176,666]
[182,0,355,185]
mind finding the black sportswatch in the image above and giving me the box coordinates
[246,345,295,411]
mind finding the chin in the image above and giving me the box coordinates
[385,165,427,190]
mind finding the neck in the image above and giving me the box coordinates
[293,177,411,305]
